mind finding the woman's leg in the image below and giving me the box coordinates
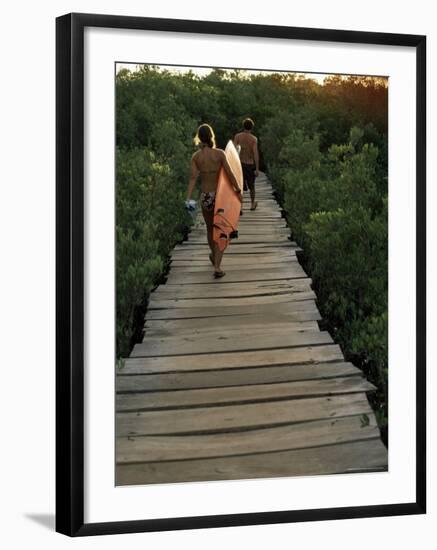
[206,225,215,258]
[202,203,225,276]
[201,206,215,259]
[213,243,224,273]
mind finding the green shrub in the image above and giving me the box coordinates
[261,117,388,434]
[302,199,388,428]
[116,148,190,356]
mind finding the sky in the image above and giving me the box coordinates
[115,62,332,85]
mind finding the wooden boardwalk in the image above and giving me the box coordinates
[116,174,388,485]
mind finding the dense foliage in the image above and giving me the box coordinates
[116,148,189,355]
[257,79,388,437]
[116,67,388,436]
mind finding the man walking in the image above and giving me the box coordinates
[234,118,259,211]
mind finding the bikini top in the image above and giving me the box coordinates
[195,154,221,179]
[199,167,220,173]
[199,168,221,187]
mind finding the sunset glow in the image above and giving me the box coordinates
[115,62,384,86]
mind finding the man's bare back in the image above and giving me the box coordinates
[234,131,258,165]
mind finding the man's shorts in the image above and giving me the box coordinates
[241,162,256,191]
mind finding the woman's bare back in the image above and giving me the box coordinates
[193,147,223,192]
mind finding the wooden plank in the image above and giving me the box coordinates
[166,268,306,284]
[241,198,274,203]
[116,362,362,392]
[223,212,283,218]
[116,393,373,436]
[240,201,276,206]
[244,196,275,200]
[240,204,277,209]
[188,233,290,242]
[212,216,284,222]
[116,414,380,463]
[176,238,293,246]
[237,207,281,210]
[241,197,275,201]
[158,278,311,291]
[238,206,282,211]
[144,318,320,337]
[240,209,277,213]
[170,248,297,258]
[238,207,280,212]
[199,231,290,239]
[188,228,289,238]
[116,439,388,485]
[119,344,345,374]
[237,206,282,211]
[168,261,297,273]
[116,376,375,411]
[235,225,287,230]
[154,279,311,298]
[241,198,275,202]
[200,205,280,212]
[142,319,318,340]
[146,296,318,319]
[243,196,278,201]
[240,201,276,205]
[171,252,297,270]
[238,203,280,209]
[170,251,300,261]
[144,308,321,331]
[132,328,332,357]
[188,229,288,237]
[240,203,276,207]
[171,254,298,266]
[238,212,283,217]
[237,220,286,225]
[148,290,316,310]
[187,236,291,244]
[176,241,296,249]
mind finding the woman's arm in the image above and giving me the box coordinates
[186,156,199,200]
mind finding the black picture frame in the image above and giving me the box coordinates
[56,12,426,537]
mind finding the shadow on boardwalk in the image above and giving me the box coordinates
[115,173,388,486]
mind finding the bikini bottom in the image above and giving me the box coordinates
[200,191,216,211]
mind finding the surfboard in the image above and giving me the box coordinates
[213,141,244,251]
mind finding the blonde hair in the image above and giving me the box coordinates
[194,123,216,148]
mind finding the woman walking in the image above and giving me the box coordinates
[186,124,242,279]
